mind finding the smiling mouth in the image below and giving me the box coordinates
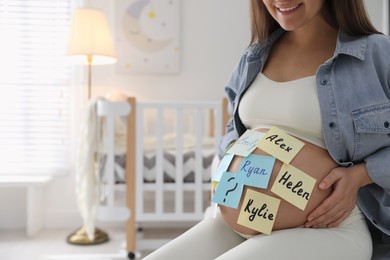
[274,3,302,12]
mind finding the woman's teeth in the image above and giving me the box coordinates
[277,4,301,12]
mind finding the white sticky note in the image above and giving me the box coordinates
[227,130,264,157]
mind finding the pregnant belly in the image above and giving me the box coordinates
[219,129,338,235]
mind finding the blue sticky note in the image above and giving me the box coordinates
[212,172,244,209]
[236,154,275,189]
[212,153,234,182]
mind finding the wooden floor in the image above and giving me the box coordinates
[0,227,187,260]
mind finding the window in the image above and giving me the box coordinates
[387,0,390,35]
[0,0,72,175]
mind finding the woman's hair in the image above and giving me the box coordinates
[250,0,382,45]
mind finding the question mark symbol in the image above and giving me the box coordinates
[223,177,238,203]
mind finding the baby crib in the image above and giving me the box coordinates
[95,96,228,258]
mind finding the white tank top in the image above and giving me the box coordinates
[238,73,326,148]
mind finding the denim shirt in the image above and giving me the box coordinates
[219,28,390,238]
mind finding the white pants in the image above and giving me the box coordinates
[143,205,372,260]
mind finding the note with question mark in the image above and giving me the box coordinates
[212,172,244,209]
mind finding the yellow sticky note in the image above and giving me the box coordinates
[237,189,280,235]
[258,126,304,164]
[271,164,316,210]
[212,181,219,191]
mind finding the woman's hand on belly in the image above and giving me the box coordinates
[305,163,373,228]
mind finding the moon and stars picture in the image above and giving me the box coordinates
[115,0,180,74]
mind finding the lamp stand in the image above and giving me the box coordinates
[87,55,92,99]
[66,54,109,246]
[67,226,109,245]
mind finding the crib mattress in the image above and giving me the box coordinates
[100,148,215,183]
[143,148,214,183]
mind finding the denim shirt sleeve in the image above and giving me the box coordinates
[217,52,249,158]
[350,99,390,190]
[359,35,390,190]
[365,147,390,189]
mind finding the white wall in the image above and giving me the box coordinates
[91,0,251,102]
[0,0,251,230]
[364,0,389,34]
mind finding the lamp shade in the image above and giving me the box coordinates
[67,8,117,65]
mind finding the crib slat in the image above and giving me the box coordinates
[175,109,184,214]
[126,97,137,253]
[106,115,115,207]
[155,109,164,215]
[194,109,203,215]
[136,105,144,219]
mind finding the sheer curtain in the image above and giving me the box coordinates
[0,0,73,175]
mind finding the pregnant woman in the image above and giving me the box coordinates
[144,0,390,259]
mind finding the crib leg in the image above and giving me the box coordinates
[128,252,136,259]
[126,97,137,259]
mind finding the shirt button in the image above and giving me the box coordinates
[329,122,336,128]
[384,121,389,128]
[321,79,327,85]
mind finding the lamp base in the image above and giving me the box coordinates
[66,227,109,245]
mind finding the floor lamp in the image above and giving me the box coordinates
[66,7,117,245]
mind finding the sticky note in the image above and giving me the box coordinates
[212,181,219,191]
[212,172,244,209]
[226,130,264,157]
[212,153,234,182]
[236,154,275,189]
[237,189,280,235]
[257,126,305,164]
[271,164,316,210]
